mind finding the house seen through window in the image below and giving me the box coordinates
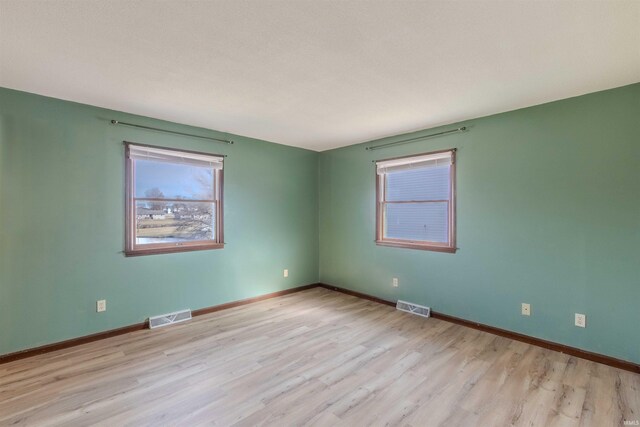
[125,143,224,256]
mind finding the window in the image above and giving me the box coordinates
[375,149,456,252]
[125,143,224,256]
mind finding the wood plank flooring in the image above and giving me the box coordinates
[1,287,638,426]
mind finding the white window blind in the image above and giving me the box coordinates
[376,151,452,175]
[376,150,455,248]
[128,145,224,169]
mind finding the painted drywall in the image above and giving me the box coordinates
[0,88,319,356]
[319,83,640,364]
[2,83,638,364]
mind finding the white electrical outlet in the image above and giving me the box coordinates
[521,303,531,316]
[96,300,106,313]
[392,278,399,287]
[283,269,289,278]
[575,313,586,328]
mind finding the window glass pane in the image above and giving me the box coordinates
[135,201,214,244]
[384,202,448,243]
[134,159,214,200]
[386,165,449,201]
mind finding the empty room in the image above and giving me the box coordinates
[0,1,638,426]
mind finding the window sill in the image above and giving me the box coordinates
[125,243,224,257]
[375,240,456,253]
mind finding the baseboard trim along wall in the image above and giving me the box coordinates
[0,283,319,365]
[190,283,319,316]
[0,322,149,365]
[2,282,639,374]
[318,284,640,374]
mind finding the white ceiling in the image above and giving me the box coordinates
[1,1,638,151]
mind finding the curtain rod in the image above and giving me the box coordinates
[111,120,234,144]
[365,126,466,151]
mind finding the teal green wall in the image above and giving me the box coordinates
[0,88,319,356]
[319,84,640,364]
[2,84,638,364]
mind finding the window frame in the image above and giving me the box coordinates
[124,142,224,257]
[375,148,456,253]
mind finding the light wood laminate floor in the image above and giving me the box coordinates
[1,288,638,426]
